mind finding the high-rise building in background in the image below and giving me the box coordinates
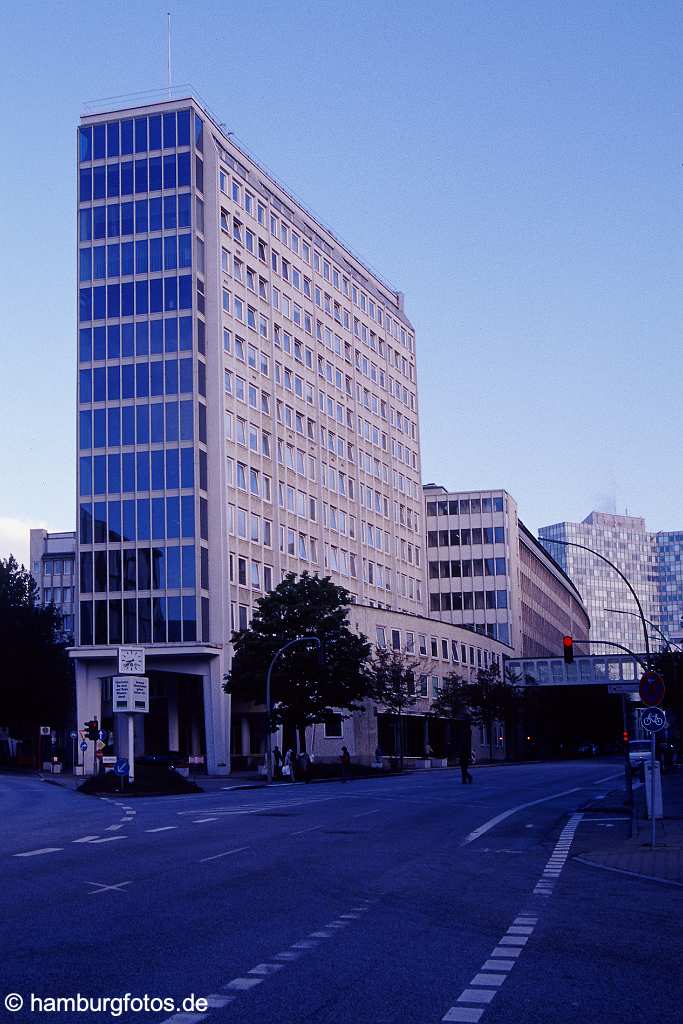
[29,529,77,643]
[424,486,590,657]
[654,532,683,645]
[538,511,680,655]
[71,90,445,772]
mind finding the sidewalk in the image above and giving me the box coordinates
[573,767,683,886]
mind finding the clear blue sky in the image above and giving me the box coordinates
[0,0,680,565]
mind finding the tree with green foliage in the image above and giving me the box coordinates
[224,572,372,752]
[463,662,522,761]
[369,646,419,769]
[0,555,73,746]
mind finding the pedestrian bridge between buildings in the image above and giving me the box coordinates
[504,654,645,688]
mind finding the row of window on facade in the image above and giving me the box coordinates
[219,169,413,354]
[36,559,74,577]
[429,557,507,579]
[80,544,199,594]
[79,318,196,362]
[426,497,505,517]
[375,625,499,670]
[430,590,509,611]
[78,110,200,162]
[427,528,505,548]
[79,594,204,646]
[80,194,193,245]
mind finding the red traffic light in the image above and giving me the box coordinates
[623,730,629,744]
[562,635,574,664]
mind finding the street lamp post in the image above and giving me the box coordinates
[264,636,322,786]
[543,537,659,845]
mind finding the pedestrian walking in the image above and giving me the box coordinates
[340,745,351,782]
[284,747,296,781]
[298,750,312,783]
[273,745,283,780]
[458,747,473,785]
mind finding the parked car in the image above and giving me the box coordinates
[628,739,652,770]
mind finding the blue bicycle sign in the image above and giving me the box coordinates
[641,707,666,733]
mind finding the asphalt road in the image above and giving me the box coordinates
[1,762,679,1024]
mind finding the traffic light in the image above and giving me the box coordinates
[562,635,574,664]
[623,730,629,744]
[85,719,99,741]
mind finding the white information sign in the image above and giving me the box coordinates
[112,676,149,714]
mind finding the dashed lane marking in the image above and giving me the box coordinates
[198,846,250,863]
[146,826,178,833]
[73,836,100,843]
[441,813,585,1022]
[192,817,220,824]
[157,900,374,1024]
[14,847,63,858]
[89,835,127,844]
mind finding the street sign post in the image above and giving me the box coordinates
[113,677,148,784]
[80,741,88,752]
[639,671,665,707]
[641,706,667,849]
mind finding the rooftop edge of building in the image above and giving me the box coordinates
[79,85,411,328]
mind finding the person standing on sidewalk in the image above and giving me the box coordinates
[340,745,351,782]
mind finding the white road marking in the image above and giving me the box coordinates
[85,880,132,894]
[248,964,283,976]
[584,817,629,822]
[89,835,127,844]
[458,989,496,1004]
[199,846,249,863]
[14,847,62,858]
[105,824,124,831]
[146,826,178,833]
[593,773,623,784]
[193,817,219,823]
[470,973,506,987]
[482,960,515,972]
[73,835,99,843]
[161,1014,208,1024]
[574,857,683,888]
[443,1008,484,1022]
[461,787,582,845]
[290,824,325,837]
[205,995,233,1008]
[225,978,262,991]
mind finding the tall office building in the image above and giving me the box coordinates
[73,92,426,772]
[539,512,683,654]
[424,486,590,657]
[539,512,658,655]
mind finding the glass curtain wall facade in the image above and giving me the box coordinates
[539,513,659,656]
[655,532,683,643]
[77,107,208,648]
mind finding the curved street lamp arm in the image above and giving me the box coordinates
[604,607,682,653]
[542,537,651,664]
[265,635,322,785]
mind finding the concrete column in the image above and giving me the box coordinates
[240,717,251,756]
[74,660,102,775]
[168,681,179,751]
[202,658,230,775]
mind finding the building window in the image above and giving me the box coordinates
[324,714,343,739]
